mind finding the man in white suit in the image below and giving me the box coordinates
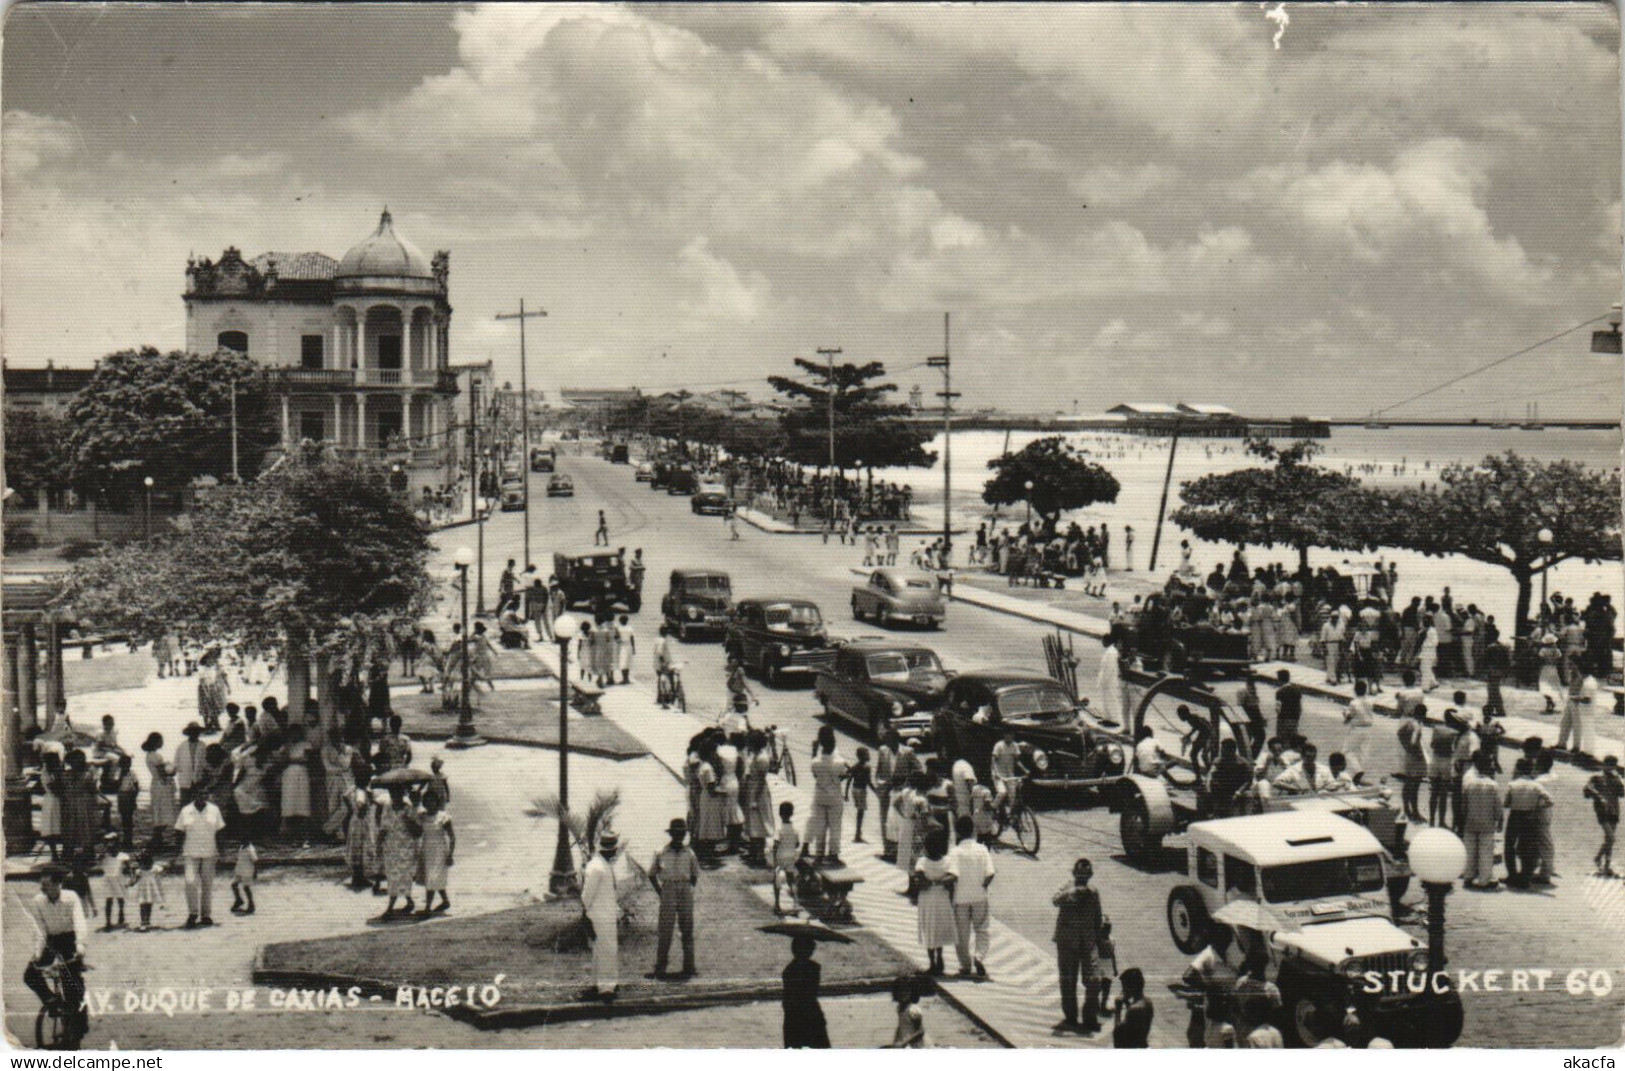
[581,831,621,1001]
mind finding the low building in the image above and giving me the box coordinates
[3,363,95,414]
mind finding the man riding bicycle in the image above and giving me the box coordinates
[989,727,1028,818]
[654,625,678,708]
[725,657,757,710]
[24,865,89,1047]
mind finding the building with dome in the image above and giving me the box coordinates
[183,209,460,490]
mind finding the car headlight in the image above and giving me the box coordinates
[1341,959,1366,982]
[1032,749,1050,771]
[890,700,904,717]
[688,607,701,619]
[1409,950,1430,973]
[1105,745,1125,768]
[777,644,790,657]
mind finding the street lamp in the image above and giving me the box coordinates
[1538,527,1554,616]
[1410,826,1466,978]
[448,546,483,749]
[550,611,581,896]
[1023,480,1034,526]
[143,476,155,539]
[854,459,864,514]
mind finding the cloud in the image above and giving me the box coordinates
[209,152,288,179]
[677,237,770,323]
[3,110,78,176]
[1067,163,1181,208]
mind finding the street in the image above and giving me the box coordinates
[455,445,1625,1048]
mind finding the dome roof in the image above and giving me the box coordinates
[335,209,432,280]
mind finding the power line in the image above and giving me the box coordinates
[1407,373,1623,417]
[1371,313,1613,417]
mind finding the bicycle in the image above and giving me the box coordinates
[32,955,84,1051]
[765,725,797,786]
[991,775,1041,857]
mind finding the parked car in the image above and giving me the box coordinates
[691,491,731,516]
[499,479,526,512]
[661,568,732,641]
[929,668,1129,794]
[547,474,574,497]
[1116,592,1251,679]
[552,548,640,613]
[813,641,944,742]
[851,568,946,629]
[530,447,556,473]
[665,468,699,496]
[634,462,655,483]
[724,597,838,686]
[1165,812,1461,1047]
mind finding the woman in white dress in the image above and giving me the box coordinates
[912,827,958,976]
[1342,680,1376,780]
[1095,638,1123,724]
[1418,623,1440,692]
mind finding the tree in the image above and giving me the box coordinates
[767,358,937,471]
[1380,452,1622,635]
[55,443,434,733]
[983,436,1120,517]
[2,405,74,507]
[1171,438,1379,574]
[65,347,277,506]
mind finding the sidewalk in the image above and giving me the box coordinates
[946,578,1623,765]
[734,507,963,539]
[525,644,1179,1048]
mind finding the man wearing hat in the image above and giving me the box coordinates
[173,723,207,799]
[648,818,700,979]
[580,831,621,1001]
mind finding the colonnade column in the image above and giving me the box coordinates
[18,624,38,734]
[356,393,368,452]
[333,396,343,446]
[357,318,368,381]
[281,395,291,448]
[404,317,415,375]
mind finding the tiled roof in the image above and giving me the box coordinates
[252,251,338,281]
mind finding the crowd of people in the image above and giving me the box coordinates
[716,455,914,529]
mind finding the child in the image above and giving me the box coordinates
[100,835,130,930]
[844,748,872,844]
[771,801,803,916]
[419,794,456,915]
[231,840,258,915]
[115,755,140,849]
[1584,755,1622,877]
[885,974,926,1048]
[781,934,829,1048]
[132,852,165,931]
[1111,967,1155,1048]
[970,781,996,845]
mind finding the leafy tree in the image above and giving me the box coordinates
[3,405,74,507]
[1171,438,1379,574]
[767,358,936,471]
[65,347,277,506]
[1381,452,1622,635]
[55,443,434,733]
[983,436,1120,517]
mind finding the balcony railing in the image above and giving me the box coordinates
[278,367,453,389]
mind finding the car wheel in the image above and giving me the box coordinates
[877,606,891,628]
[677,623,689,643]
[1166,886,1209,955]
[1290,996,1331,1048]
[1120,796,1159,862]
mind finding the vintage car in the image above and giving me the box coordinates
[499,477,526,512]
[929,668,1131,793]
[690,491,731,516]
[634,462,655,483]
[1116,590,1252,679]
[813,641,944,742]
[724,597,838,686]
[851,568,946,629]
[553,548,641,613]
[529,447,556,473]
[602,441,630,464]
[546,474,574,497]
[661,568,732,640]
[1165,812,1462,1048]
[665,467,699,496]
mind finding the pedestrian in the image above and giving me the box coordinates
[1236,678,1266,757]
[1460,752,1502,888]
[1052,857,1109,1034]
[648,818,699,979]
[1427,714,1460,829]
[230,839,258,915]
[781,935,830,1048]
[911,827,957,976]
[1122,526,1134,571]
[196,652,230,733]
[594,509,610,547]
[1111,968,1155,1048]
[893,774,924,876]
[22,865,90,1046]
[771,801,803,915]
[173,722,207,802]
[1183,923,1238,1048]
[716,732,744,855]
[1503,759,1551,889]
[132,852,165,932]
[742,731,774,865]
[884,975,926,1048]
[1418,621,1440,691]
[279,725,313,840]
[950,815,995,978]
[418,792,455,915]
[1583,755,1623,877]
[875,732,897,856]
[346,780,380,892]
[805,726,849,863]
[1272,669,1302,743]
[581,832,621,1002]
[844,747,872,844]
[174,787,225,929]
[153,632,178,678]
[378,787,422,920]
[1557,670,1597,757]
[615,614,636,685]
[112,754,139,850]
[98,835,130,931]
[950,755,978,820]
[1534,749,1559,883]
[1343,680,1375,782]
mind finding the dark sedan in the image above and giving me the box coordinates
[813,641,944,742]
[691,491,731,516]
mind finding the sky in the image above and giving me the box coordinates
[3,2,1621,419]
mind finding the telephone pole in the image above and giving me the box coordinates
[496,300,547,568]
[817,347,842,520]
[229,379,239,481]
[927,314,957,560]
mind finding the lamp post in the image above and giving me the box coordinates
[449,547,483,749]
[1409,826,1465,1047]
[142,476,154,539]
[550,611,581,896]
[1023,480,1034,526]
[854,459,864,516]
[1538,527,1554,615]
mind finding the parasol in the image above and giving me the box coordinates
[1212,899,1297,934]
[373,767,432,787]
[758,921,854,944]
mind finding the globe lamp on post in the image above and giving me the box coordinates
[143,476,155,539]
[1410,826,1466,976]
[447,546,484,749]
[549,611,580,896]
[1537,527,1554,611]
[1023,479,1034,526]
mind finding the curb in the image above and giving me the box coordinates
[405,728,648,763]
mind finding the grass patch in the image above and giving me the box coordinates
[386,646,553,687]
[257,861,911,1013]
[392,688,648,759]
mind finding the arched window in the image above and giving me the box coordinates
[218,330,249,355]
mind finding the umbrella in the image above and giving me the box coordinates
[758,921,854,944]
[373,767,432,787]
[1212,899,1297,934]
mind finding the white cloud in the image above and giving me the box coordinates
[677,237,770,322]
[1067,163,1181,207]
[2,110,78,176]
[209,152,288,179]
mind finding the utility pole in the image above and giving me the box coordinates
[817,347,842,520]
[230,379,239,481]
[496,300,546,569]
[1148,421,1183,574]
[927,314,957,560]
